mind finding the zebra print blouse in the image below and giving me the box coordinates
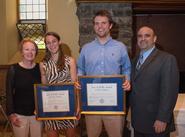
[43,56,78,130]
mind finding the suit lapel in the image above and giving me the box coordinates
[134,48,159,80]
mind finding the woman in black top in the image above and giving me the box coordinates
[6,39,42,137]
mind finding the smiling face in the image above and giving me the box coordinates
[137,26,157,51]
[45,35,60,55]
[93,15,112,39]
[21,41,37,62]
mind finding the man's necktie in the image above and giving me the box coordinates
[136,53,143,70]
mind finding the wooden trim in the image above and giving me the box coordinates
[76,0,185,3]
[76,0,185,13]
[133,3,185,14]
[0,65,10,69]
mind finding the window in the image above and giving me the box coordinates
[19,0,47,22]
[17,0,47,49]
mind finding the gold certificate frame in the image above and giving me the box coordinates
[34,83,78,120]
[78,75,126,115]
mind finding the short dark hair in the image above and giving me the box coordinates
[93,10,114,25]
[138,26,156,36]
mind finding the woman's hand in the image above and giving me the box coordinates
[74,81,81,90]
[76,106,81,120]
[9,114,21,127]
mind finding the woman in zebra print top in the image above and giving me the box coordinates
[39,32,79,137]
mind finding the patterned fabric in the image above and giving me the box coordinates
[43,56,78,130]
[43,56,71,84]
[136,54,143,70]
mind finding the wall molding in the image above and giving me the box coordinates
[76,0,185,14]
[76,0,185,4]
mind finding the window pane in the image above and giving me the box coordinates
[20,0,26,4]
[33,12,39,19]
[40,5,45,12]
[37,42,46,49]
[27,13,33,19]
[27,0,32,4]
[20,13,26,19]
[40,0,45,4]
[18,0,47,21]
[19,5,26,12]
[33,5,39,12]
[40,12,45,19]
[27,5,32,12]
[33,0,39,4]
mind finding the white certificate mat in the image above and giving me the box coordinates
[87,83,117,106]
[42,90,70,112]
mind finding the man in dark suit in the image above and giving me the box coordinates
[130,26,179,137]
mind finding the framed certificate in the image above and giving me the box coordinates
[34,83,77,120]
[78,75,126,115]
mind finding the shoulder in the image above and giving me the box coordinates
[155,49,177,65]
[12,63,18,67]
[39,61,47,70]
[81,40,96,52]
[9,63,18,70]
[111,39,127,49]
[66,56,76,65]
[157,49,176,60]
[7,64,16,74]
[111,39,126,45]
[39,61,44,67]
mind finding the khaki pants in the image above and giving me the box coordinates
[85,115,124,137]
[12,114,42,137]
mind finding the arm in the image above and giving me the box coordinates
[39,62,47,84]
[69,57,80,118]
[121,46,131,91]
[154,54,179,133]
[6,65,21,127]
[69,57,77,82]
[6,65,15,116]
[77,48,86,76]
[157,55,179,121]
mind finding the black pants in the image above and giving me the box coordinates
[134,130,170,137]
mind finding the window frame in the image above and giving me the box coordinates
[17,0,47,23]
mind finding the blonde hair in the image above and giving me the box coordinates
[19,38,38,55]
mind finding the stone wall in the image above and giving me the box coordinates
[76,2,133,54]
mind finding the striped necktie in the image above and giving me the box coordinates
[136,53,143,70]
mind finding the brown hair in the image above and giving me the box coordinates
[19,38,38,55]
[43,32,65,71]
[93,10,114,25]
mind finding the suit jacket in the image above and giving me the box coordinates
[130,48,179,134]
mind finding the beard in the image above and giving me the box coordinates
[138,40,154,50]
